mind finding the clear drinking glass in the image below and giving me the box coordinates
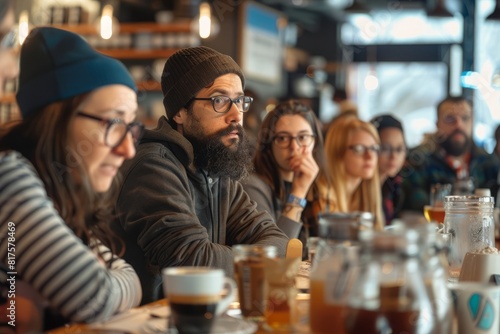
[233,245,277,322]
[424,183,452,224]
[418,224,453,334]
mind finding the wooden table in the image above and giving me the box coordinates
[46,299,169,333]
[46,296,311,334]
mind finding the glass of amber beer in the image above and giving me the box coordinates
[424,183,452,224]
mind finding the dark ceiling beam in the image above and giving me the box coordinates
[349,44,452,63]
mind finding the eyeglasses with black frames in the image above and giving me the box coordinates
[190,95,253,113]
[348,144,380,155]
[442,114,472,124]
[76,111,145,148]
[379,145,407,156]
[272,134,316,148]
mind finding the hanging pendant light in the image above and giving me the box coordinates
[98,4,120,40]
[18,10,29,45]
[193,1,219,40]
[198,2,211,39]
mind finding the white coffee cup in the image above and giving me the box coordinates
[449,282,500,334]
[162,267,236,334]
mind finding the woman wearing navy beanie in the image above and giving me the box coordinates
[0,27,143,331]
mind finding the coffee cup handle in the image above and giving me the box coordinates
[216,277,237,316]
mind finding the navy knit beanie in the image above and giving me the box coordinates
[16,27,137,118]
[161,46,245,120]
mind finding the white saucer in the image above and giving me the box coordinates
[159,316,257,334]
[209,317,258,334]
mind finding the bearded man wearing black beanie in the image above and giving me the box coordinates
[113,46,288,304]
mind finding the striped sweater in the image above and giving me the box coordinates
[0,151,141,323]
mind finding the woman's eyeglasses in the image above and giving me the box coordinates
[189,95,253,113]
[272,134,316,148]
[379,145,407,156]
[76,111,145,148]
[348,144,380,155]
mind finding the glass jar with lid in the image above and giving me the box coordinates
[309,212,374,334]
[443,195,494,281]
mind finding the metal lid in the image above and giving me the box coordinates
[367,229,420,256]
[444,195,494,203]
[444,195,494,212]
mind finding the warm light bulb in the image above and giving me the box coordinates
[18,11,29,45]
[364,72,379,90]
[199,2,211,39]
[100,5,114,40]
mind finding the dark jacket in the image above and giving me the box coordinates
[241,173,320,255]
[241,173,303,238]
[402,143,500,212]
[113,116,288,304]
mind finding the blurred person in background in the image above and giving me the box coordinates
[402,95,500,213]
[318,114,385,230]
[333,87,358,116]
[0,27,143,331]
[242,100,328,247]
[371,114,407,225]
[242,88,264,157]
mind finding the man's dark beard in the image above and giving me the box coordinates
[185,124,252,180]
[440,129,471,156]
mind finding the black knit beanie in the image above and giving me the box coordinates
[16,27,137,118]
[371,114,404,133]
[161,46,245,120]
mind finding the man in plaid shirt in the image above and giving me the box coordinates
[402,95,500,213]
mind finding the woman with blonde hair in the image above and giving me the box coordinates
[319,115,385,230]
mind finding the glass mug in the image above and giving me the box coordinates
[233,245,277,322]
[424,183,452,224]
[309,212,374,334]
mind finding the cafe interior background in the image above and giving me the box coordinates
[8,0,500,150]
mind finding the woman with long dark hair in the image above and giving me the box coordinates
[0,27,143,331]
[242,100,328,244]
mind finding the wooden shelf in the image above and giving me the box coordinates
[137,81,161,91]
[51,21,192,35]
[97,48,179,59]
[49,22,193,60]
[0,93,15,104]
